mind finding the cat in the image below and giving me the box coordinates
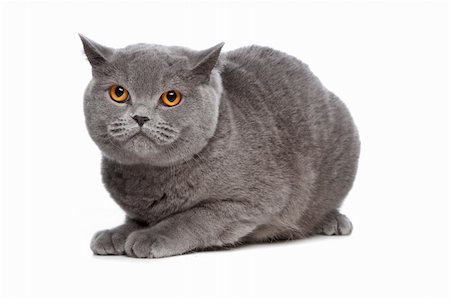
[80,34,360,258]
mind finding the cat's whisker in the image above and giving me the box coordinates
[167,137,207,173]
[192,152,211,173]
[191,154,208,176]
[106,134,122,150]
[164,144,178,184]
[175,140,213,176]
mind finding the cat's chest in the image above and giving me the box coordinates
[102,161,200,224]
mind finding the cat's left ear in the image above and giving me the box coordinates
[190,43,224,83]
[79,34,115,68]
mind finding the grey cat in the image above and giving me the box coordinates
[80,34,360,258]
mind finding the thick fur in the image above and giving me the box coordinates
[80,35,360,258]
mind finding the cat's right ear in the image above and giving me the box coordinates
[79,34,114,68]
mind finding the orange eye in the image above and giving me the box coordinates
[161,90,182,107]
[109,85,129,103]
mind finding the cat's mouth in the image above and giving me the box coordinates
[124,131,157,156]
[125,128,178,152]
[127,130,157,145]
[127,130,151,141]
[106,123,180,158]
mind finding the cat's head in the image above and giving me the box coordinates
[80,35,224,166]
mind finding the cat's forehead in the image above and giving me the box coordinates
[110,44,190,93]
[117,44,189,69]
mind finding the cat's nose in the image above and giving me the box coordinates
[132,115,150,127]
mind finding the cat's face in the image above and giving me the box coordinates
[80,35,224,166]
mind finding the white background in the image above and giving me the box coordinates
[0,1,448,298]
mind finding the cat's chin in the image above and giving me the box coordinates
[103,132,194,167]
[124,134,158,157]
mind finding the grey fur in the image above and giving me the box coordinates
[80,34,360,258]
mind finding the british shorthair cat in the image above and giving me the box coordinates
[80,35,360,258]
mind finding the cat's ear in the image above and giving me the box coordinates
[79,34,114,67]
[190,43,224,83]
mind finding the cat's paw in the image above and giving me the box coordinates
[124,230,172,258]
[90,229,127,255]
[317,212,353,236]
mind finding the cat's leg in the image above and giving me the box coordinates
[91,217,144,255]
[124,200,262,258]
[315,210,353,236]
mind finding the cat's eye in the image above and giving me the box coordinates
[161,90,182,107]
[110,85,129,103]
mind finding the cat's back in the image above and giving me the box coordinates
[221,45,327,123]
[221,45,335,148]
[220,45,359,174]
[223,45,307,74]
[222,45,321,96]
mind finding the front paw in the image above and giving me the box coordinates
[90,229,127,255]
[125,230,171,258]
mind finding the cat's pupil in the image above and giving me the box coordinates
[115,86,124,97]
[167,91,177,102]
